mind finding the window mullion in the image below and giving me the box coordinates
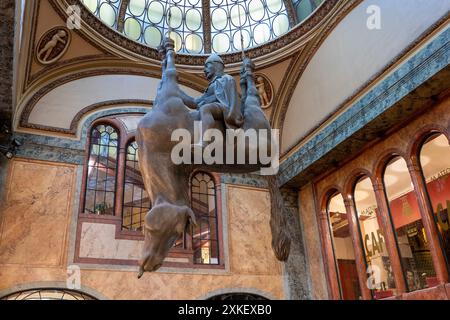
[202,0,212,53]
[117,0,131,33]
[115,143,127,218]
[282,0,297,27]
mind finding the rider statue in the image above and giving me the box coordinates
[178,53,244,147]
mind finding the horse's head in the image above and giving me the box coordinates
[138,204,197,277]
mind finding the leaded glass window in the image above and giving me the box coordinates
[84,124,119,215]
[81,0,325,53]
[81,0,121,28]
[122,141,151,231]
[210,0,289,53]
[191,172,219,264]
[124,0,204,53]
[1,289,96,300]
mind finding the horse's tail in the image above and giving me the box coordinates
[266,174,291,261]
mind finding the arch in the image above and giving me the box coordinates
[17,72,202,134]
[320,185,344,213]
[372,148,409,181]
[408,124,450,160]
[48,0,339,66]
[78,108,148,145]
[343,168,374,198]
[197,287,276,300]
[0,282,108,300]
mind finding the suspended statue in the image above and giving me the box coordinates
[136,37,290,277]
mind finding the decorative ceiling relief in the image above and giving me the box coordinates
[254,73,274,109]
[36,26,71,65]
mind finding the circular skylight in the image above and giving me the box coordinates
[81,0,325,54]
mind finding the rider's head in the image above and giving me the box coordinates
[204,53,224,81]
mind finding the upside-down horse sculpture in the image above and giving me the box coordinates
[136,38,290,277]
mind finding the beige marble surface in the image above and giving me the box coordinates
[80,223,142,260]
[0,159,75,267]
[0,164,284,299]
[227,185,282,276]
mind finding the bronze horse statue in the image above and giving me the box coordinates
[136,38,290,277]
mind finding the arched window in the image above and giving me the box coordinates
[80,117,223,268]
[122,140,151,231]
[353,176,396,299]
[1,288,96,300]
[383,156,437,291]
[419,134,450,271]
[327,192,362,300]
[84,124,119,215]
[191,172,219,265]
[207,292,269,300]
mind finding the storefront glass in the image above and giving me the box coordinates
[354,176,396,298]
[384,156,437,291]
[327,193,362,299]
[420,134,450,272]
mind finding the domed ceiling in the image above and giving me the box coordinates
[81,0,325,54]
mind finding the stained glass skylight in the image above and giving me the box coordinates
[81,0,325,54]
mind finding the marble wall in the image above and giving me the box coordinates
[0,161,284,299]
[298,184,329,299]
[0,159,75,267]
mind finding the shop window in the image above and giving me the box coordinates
[353,176,396,299]
[84,124,119,215]
[383,156,437,291]
[191,172,219,265]
[420,134,450,272]
[122,140,151,231]
[327,192,362,300]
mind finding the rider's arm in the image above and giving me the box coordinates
[179,90,199,109]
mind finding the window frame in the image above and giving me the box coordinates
[77,116,225,269]
[316,122,450,300]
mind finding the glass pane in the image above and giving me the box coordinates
[210,0,288,53]
[124,0,204,53]
[384,156,437,291]
[122,141,151,232]
[328,193,362,300]
[81,0,120,28]
[191,172,219,264]
[354,177,396,299]
[420,134,450,274]
[292,0,324,23]
[84,124,119,215]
